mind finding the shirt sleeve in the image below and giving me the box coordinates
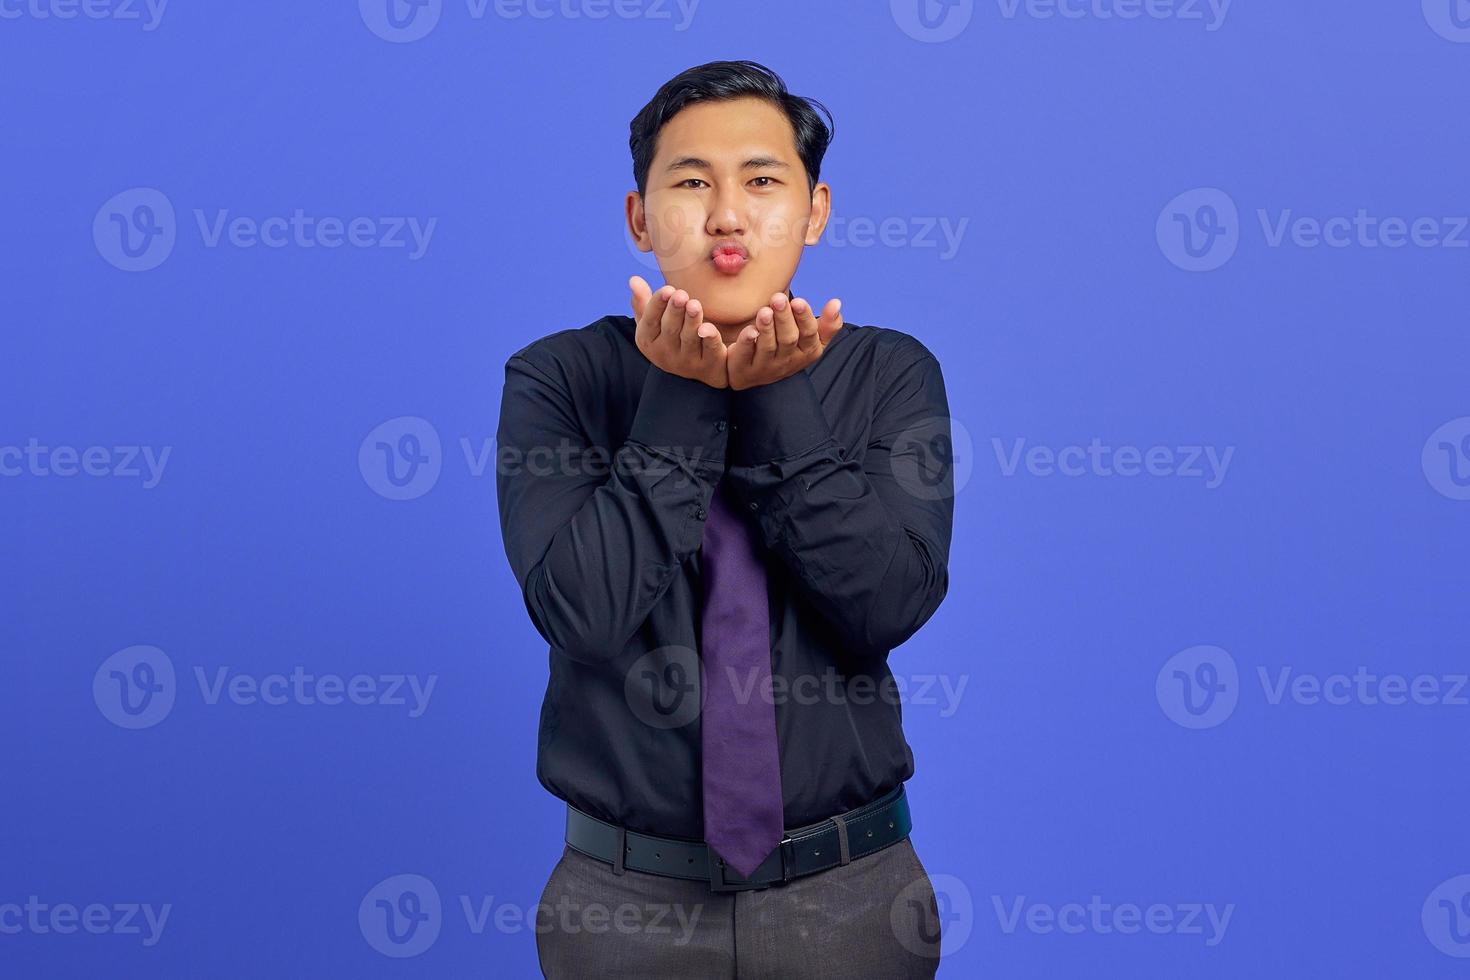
[721,339,954,660]
[496,353,730,664]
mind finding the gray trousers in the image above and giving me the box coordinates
[534,834,942,978]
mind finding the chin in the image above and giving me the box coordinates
[705,286,788,325]
[698,301,755,328]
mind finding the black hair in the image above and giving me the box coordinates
[629,60,835,199]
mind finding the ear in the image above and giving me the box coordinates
[625,191,652,252]
[803,182,832,246]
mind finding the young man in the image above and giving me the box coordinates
[496,60,954,978]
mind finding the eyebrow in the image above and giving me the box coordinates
[663,156,792,174]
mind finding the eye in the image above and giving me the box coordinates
[751,176,777,187]
[679,178,707,189]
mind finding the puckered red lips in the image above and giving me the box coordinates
[709,240,749,275]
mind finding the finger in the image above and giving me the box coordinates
[629,275,651,321]
[661,288,690,350]
[754,306,778,356]
[791,296,820,353]
[771,292,799,351]
[731,325,759,367]
[679,294,706,356]
[695,310,724,362]
[637,283,673,347]
[817,298,844,346]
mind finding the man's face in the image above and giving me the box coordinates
[626,96,831,329]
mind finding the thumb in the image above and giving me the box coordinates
[818,300,844,345]
[628,275,651,319]
[698,322,725,359]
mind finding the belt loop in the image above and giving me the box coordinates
[830,814,851,867]
[612,827,626,876]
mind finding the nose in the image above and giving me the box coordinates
[705,182,748,238]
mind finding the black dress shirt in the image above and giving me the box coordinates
[495,313,954,839]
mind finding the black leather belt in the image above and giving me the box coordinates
[563,784,912,893]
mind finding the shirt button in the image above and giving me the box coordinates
[697,508,706,519]
[715,420,727,432]
[748,502,759,512]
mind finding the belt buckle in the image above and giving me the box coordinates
[708,836,791,893]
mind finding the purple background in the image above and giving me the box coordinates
[3,1,1469,976]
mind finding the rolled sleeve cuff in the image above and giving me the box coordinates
[627,365,731,464]
[730,369,835,465]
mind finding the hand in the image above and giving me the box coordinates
[726,291,844,391]
[629,275,729,389]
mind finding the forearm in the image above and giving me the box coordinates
[498,357,730,663]
[720,358,954,659]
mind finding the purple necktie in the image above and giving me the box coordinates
[699,479,784,878]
